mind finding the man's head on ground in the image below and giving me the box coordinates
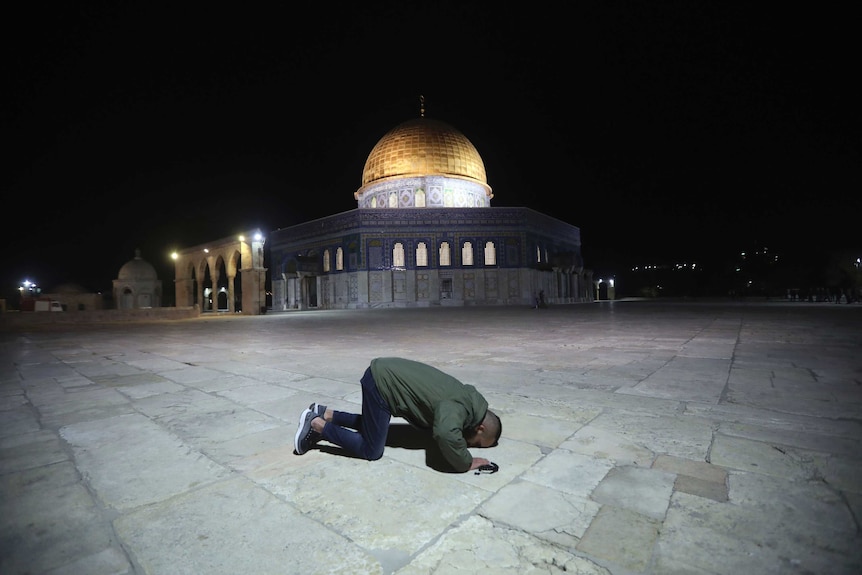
[465,409,502,448]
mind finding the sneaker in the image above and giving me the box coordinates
[309,402,327,419]
[294,408,321,455]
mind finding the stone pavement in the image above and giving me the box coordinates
[1,301,860,575]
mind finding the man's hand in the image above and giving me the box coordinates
[469,457,490,471]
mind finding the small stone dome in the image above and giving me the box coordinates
[118,249,157,281]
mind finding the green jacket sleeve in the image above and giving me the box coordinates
[432,400,473,472]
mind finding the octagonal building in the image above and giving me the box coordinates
[268,112,593,309]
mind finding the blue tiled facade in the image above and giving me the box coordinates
[269,207,592,309]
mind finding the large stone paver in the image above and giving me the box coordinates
[1,302,861,574]
[60,413,231,511]
[114,477,382,575]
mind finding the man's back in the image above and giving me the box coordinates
[370,357,488,430]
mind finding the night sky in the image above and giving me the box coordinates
[5,3,860,300]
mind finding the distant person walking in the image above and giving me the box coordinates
[294,357,501,473]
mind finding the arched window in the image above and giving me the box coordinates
[415,189,426,207]
[370,196,377,208]
[416,242,428,267]
[393,242,405,268]
[444,189,454,207]
[323,249,331,272]
[336,247,344,271]
[462,241,474,266]
[536,245,542,263]
[484,241,496,265]
[389,192,398,208]
[439,242,451,266]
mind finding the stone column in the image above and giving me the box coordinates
[227,274,236,313]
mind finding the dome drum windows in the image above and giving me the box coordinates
[355,176,490,209]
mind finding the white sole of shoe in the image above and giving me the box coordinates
[294,407,312,453]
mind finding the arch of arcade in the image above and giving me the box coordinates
[171,231,267,315]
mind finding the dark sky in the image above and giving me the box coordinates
[4,3,860,298]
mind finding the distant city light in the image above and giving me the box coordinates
[19,280,40,295]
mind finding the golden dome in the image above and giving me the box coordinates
[361,118,487,187]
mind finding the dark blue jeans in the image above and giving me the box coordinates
[320,367,391,460]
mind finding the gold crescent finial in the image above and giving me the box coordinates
[419,95,425,117]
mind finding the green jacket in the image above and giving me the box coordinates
[370,357,488,472]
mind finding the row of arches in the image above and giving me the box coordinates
[315,238,577,274]
[322,240,504,272]
[176,250,243,311]
[172,233,267,314]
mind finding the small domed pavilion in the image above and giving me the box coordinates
[113,249,162,309]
